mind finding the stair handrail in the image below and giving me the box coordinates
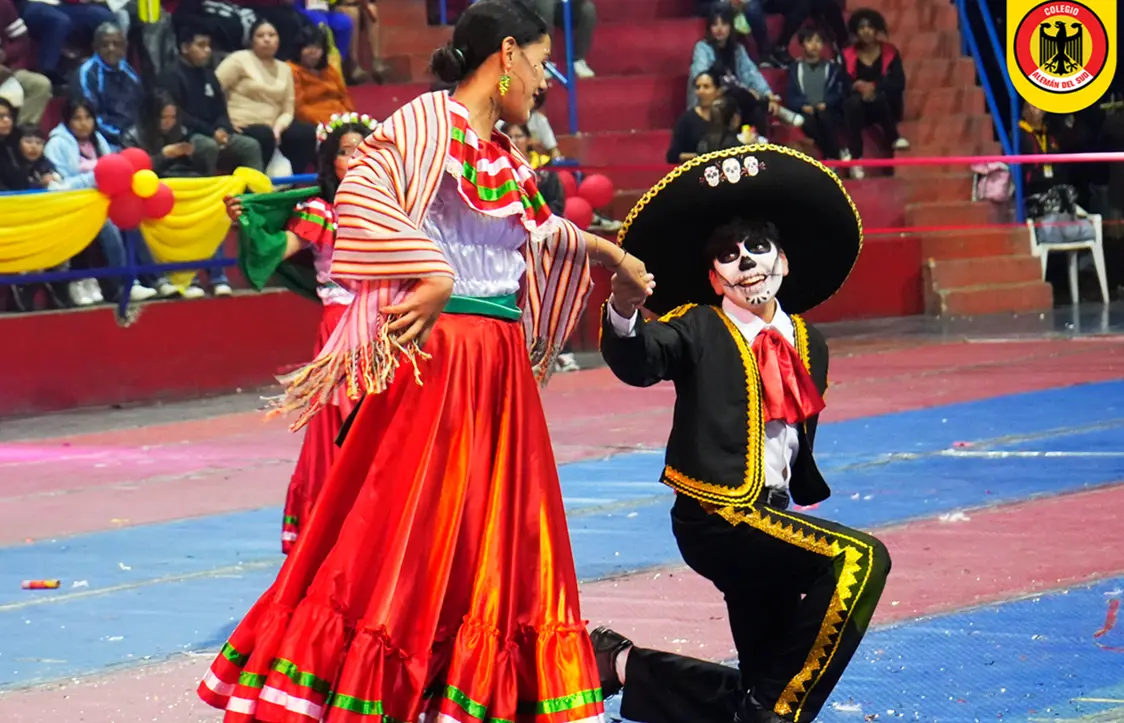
[953,0,1026,222]
[439,0,580,134]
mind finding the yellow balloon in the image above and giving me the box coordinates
[132,169,160,199]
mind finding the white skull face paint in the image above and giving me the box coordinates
[721,158,742,183]
[704,166,721,187]
[712,238,784,308]
[743,156,759,177]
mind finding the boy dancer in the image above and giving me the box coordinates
[595,145,891,723]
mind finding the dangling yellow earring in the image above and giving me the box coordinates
[498,73,511,97]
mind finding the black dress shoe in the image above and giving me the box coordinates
[734,692,789,723]
[589,626,632,698]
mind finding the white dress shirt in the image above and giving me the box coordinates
[607,298,801,491]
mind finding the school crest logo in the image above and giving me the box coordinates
[1007,0,1116,113]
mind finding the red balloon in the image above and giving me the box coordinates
[108,192,146,229]
[144,184,175,219]
[94,154,134,196]
[564,196,593,230]
[120,147,153,172]
[578,173,615,209]
[557,170,577,199]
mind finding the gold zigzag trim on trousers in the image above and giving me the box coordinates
[713,505,876,723]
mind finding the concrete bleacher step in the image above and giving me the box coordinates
[924,280,1054,317]
[925,255,1044,289]
[906,200,993,229]
[903,174,976,204]
[919,228,1028,260]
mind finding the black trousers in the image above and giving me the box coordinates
[239,121,318,175]
[842,93,900,159]
[620,495,891,723]
[800,108,843,160]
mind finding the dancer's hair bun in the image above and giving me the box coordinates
[431,44,468,84]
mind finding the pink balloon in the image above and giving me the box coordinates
[564,196,593,230]
[120,147,153,172]
[578,173,615,209]
[143,184,175,219]
[94,155,134,196]
[108,192,146,229]
[557,170,578,199]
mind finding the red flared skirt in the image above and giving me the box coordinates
[199,312,605,723]
[282,303,350,555]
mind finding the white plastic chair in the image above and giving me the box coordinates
[1025,205,1110,305]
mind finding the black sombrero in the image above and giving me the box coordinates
[617,144,863,316]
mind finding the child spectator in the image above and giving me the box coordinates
[786,25,849,161]
[527,89,559,160]
[159,26,264,172]
[73,22,144,148]
[841,8,909,177]
[289,24,355,126]
[696,95,742,153]
[13,124,57,189]
[0,0,53,124]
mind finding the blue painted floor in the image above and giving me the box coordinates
[1,381,1123,697]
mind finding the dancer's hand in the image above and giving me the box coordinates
[385,276,454,347]
[609,253,654,317]
[223,195,243,222]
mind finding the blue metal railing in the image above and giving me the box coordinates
[0,173,319,322]
[953,0,1025,222]
[439,0,580,135]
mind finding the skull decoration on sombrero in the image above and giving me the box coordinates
[616,144,863,316]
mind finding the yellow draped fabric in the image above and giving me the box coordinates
[0,190,110,274]
[0,167,274,285]
[141,169,273,287]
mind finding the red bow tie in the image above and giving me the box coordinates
[751,326,825,424]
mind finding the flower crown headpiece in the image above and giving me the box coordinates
[316,112,377,146]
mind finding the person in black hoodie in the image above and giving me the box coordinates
[158,25,263,172]
[840,8,909,176]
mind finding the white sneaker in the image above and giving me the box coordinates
[213,283,233,297]
[892,137,911,150]
[156,282,179,298]
[556,353,580,372]
[84,278,105,303]
[69,280,94,306]
[182,285,207,300]
[774,106,804,127]
[851,165,866,180]
[573,59,595,79]
[129,284,159,302]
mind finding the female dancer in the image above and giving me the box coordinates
[225,112,375,554]
[198,1,654,721]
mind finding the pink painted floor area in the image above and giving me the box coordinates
[4,338,1122,545]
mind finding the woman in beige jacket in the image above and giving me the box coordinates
[216,18,317,173]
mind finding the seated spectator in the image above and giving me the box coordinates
[295,0,387,83]
[217,18,317,173]
[73,23,143,148]
[739,0,847,68]
[159,26,264,172]
[289,25,354,126]
[171,0,256,55]
[20,0,116,87]
[122,89,217,177]
[528,89,560,160]
[45,97,175,305]
[533,0,597,78]
[1018,100,1062,197]
[0,97,19,189]
[786,25,849,160]
[122,89,233,297]
[13,124,57,188]
[668,70,719,163]
[689,5,799,138]
[231,0,309,60]
[0,0,52,124]
[841,8,909,178]
[696,95,742,154]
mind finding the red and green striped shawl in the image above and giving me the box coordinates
[273,91,593,430]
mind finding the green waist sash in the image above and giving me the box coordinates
[443,293,522,321]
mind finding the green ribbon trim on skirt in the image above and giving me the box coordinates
[443,293,522,321]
